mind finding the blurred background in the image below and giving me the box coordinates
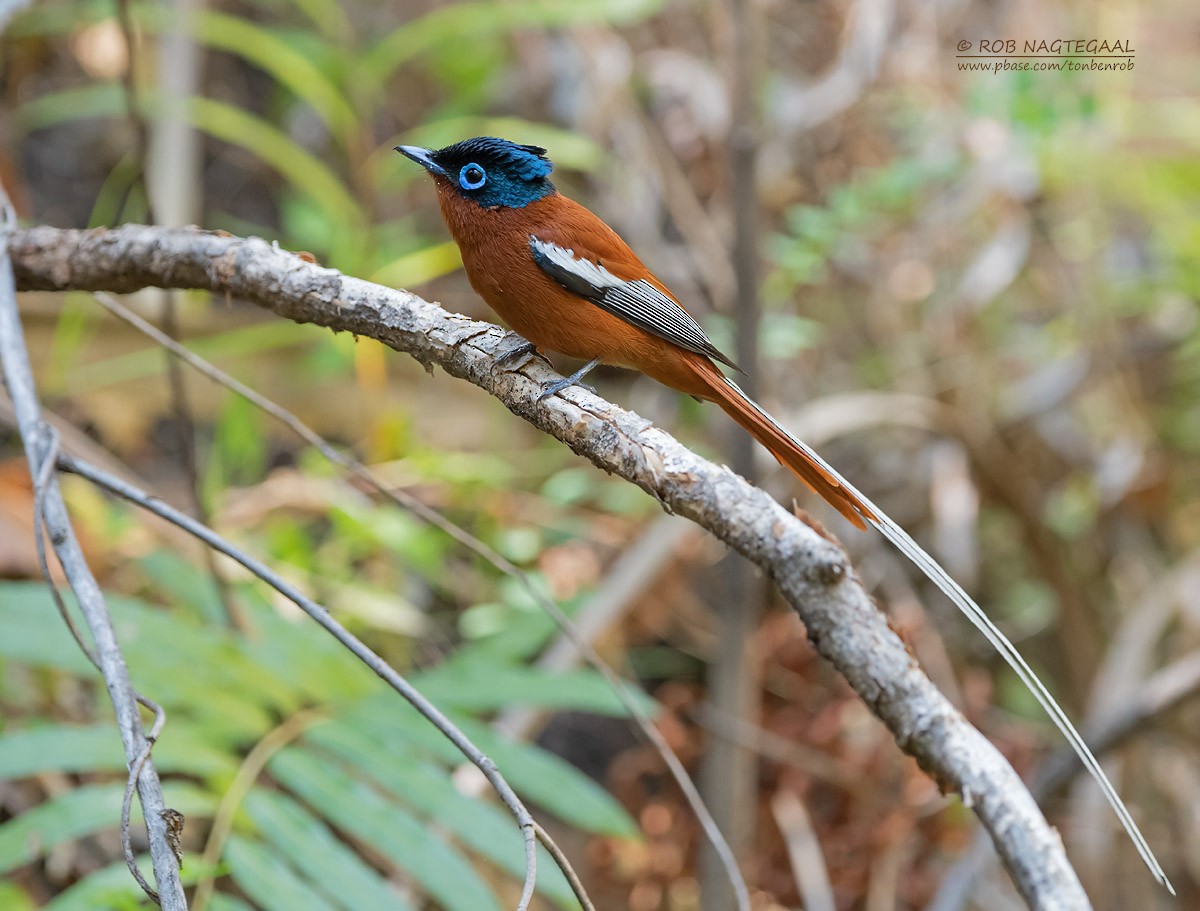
[1,0,1198,909]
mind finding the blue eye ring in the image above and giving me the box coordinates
[459,163,487,191]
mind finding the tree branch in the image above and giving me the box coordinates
[1,225,187,904]
[11,223,1091,909]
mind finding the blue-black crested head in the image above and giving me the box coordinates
[396,137,555,209]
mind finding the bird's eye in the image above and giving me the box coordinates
[459,163,487,191]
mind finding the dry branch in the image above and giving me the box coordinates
[0,224,187,905]
[11,223,1091,910]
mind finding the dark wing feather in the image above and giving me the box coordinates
[529,235,743,372]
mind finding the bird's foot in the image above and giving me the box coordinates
[536,357,602,402]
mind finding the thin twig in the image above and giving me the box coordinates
[534,822,596,911]
[697,2,764,905]
[122,694,168,903]
[32,425,99,666]
[0,202,186,906]
[32,423,174,905]
[58,453,600,911]
[493,514,696,742]
[90,289,750,907]
[113,0,155,222]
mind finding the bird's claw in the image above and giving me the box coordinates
[536,357,603,401]
[536,377,596,402]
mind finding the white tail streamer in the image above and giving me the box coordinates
[722,378,1172,894]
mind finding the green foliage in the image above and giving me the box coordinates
[0,579,642,909]
[769,152,961,294]
[210,392,270,491]
[0,884,35,911]
[7,0,628,279]
[40,856,213,911]
[0,784,215,878]
[360,0,667,87]
[6,0,653,543]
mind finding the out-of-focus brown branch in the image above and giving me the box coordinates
[11,223,1093,909]
[699,2,764,907]
[113,0,239,630]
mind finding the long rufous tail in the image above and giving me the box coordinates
[703,370,874,530]
[699,367,1172,894]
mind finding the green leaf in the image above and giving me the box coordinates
[363,0,666,85]
[243,790,417,911]
[462,575,575,663]
[0,783,214,877]
[224,834,340,911]
[11,5,357,139]
[45,293,104,394]
[0,722,237,780]
[14,87,361,245]
[445,724,639,837]
[0,883,35,911]
[268,747,503,911]
[13,83,125,133]
[42,855,165,911]
[38,851,215,911]
[0,581,96,675]
[136,551,228,626]
[185,96,361,229]
[187,10,358,142]
[342,697,638,837]
[415,661,653,717]
[285,0,352,40]
[209,895,258,911]
[306,723,580,908]
[5,0,104,37]
[370,241,463,288]
[212,391,269,487]
[0,583,291,736]
[225,588,381,704]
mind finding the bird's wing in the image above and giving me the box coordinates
[528,235,743,372]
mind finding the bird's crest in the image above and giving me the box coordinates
[398,136,556,208]
[432,137,554,181]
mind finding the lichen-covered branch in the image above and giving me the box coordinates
[11,224,1090,910]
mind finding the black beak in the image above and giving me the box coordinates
[395,145,449,179]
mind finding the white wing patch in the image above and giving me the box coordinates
[528,235,741,372]
[529,236,624,289]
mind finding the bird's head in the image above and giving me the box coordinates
[396,137,555,209]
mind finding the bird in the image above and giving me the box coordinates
[397,136,1169,891]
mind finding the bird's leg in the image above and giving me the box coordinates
[537,357,602,401]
